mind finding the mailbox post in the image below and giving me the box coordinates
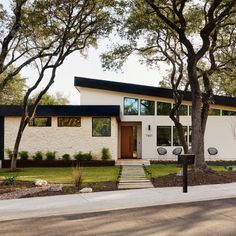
[177,154,195,193]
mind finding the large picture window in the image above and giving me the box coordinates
[140,99,155,115]
[173,126,188,146]
[92,117,111,137]
[157,126,171,146]
[124,97,139,115]
[58,117,81,127]
[29,117,51,127]
[157,102,171,115]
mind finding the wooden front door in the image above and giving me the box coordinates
[121,126,133,158]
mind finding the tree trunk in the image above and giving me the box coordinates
[187,58,208,171]
[11,116,28,171]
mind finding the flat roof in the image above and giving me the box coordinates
[0,105,121,119]
[74,77,236,108]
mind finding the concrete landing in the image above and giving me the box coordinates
[116,159,150,166]
[118,166,154,190]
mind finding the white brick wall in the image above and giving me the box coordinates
[4,116,118,160]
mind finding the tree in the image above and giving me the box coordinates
[102,1,236,171]
[30,92,69,105]
[4,0,119,171]
[0,70,25,104]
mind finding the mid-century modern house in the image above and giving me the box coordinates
[1,76,236,162]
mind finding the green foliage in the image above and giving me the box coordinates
[62,153,71,161]
[45,151,56,161]
[74,152,93,161]
[30,92,69,105]
[0,70,25,105]
[224,166,233,172]
[101,147,111,160]
[32,151,44,161]
[5,149,13,159]
[3,176,16,186]
[72,166,84,189]
[19,151,29,160]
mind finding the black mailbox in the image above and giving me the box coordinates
[178,154,195,165]
[177,154,195,193]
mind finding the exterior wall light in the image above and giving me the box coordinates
[148,125,151,131]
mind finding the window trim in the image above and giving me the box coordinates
[92,117,111,137]
[57,116,81,127]
[28,117,52,127]
[123,97,139,116]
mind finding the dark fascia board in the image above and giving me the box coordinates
[74,76,236,107]
[0,105,121,120]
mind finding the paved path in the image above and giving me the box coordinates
[118,166,154,189]
[1,182,236,221]
[1,198,236,236]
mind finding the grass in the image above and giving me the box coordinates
[0,167,120,184]
[145,164,236,178]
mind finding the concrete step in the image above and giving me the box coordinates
[119,179,150,182]
[118,184,153,189]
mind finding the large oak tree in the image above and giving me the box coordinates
[102,0,236,171]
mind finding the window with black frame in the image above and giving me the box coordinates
[173,126,188,146]
[124,97,139,115]
[178,104,188,116]
[140,99,155,115]
[157,101,172,115]
[208,108,221,116]
[157,126,171,146]
[29,117,51,127]
[222,110,236,116]
[92,117,111,137]
[58,117,81,127]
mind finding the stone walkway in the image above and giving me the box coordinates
[118,166,154,189]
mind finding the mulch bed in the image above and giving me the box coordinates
[152,171,236,188]
[20,181,118,198]
[1,172,236,199]
[0,181,35,195]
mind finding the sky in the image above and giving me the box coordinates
[22,46,166,104]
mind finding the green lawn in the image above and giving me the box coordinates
[145,164,236,178]
[0,167,120,184]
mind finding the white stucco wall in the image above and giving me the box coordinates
[4,116,118,160]
[78,87,236,160]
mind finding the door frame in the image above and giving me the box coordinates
[118,122,142,159]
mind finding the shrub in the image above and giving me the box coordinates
[72,165,83,189]
[62,153,71,161]
[46,151,56,161]
[74,151,93,161]
[74,151,83,161]
[5,148,13,159]
[19,151,29,160]
[3,176,16,185]
[32,151,44,160]
[101,147,111,160]
[83,152,93,161]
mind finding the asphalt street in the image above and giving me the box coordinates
[1,198,236,236]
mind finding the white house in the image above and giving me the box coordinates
[1,76,236,161]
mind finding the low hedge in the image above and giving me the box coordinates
[1,159,115,168]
